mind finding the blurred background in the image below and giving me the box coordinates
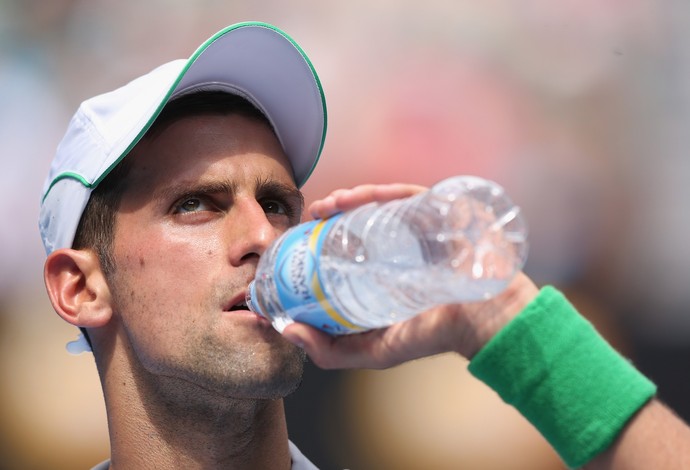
[2,1,690,468]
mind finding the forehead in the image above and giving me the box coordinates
[122,113,295,193]
[146,91,276,141]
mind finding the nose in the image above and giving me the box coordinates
[226,199,280,266]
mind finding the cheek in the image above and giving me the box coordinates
[110,221,226,330]
[115,247,204,313]
[109,255,205,373]
[115,225,220,283]
[111,237,212,339]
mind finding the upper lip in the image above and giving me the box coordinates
[224,291,250,312]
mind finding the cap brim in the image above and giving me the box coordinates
[40,22,327,254]
[106,21,328,188]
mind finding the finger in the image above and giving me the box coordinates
[306,189,349,219]
[309,183,427,219]
[282,307,457,370]
[282,322,395,370]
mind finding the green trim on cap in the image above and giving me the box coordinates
[45,172,93,192]
[43,21,328,203]
[94,21,327,190]
[233,22,328,185]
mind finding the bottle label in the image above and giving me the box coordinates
[273,214,366,334]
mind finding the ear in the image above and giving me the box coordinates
[44,248,113,328]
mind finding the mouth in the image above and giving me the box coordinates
[224,292,251,312]
[223,291,271,327]
[227,299,250,312]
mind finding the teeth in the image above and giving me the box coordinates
[229,300,248,311]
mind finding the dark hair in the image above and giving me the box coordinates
[72,156,133,277]
[72,91,275,347]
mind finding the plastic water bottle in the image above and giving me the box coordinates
[246,175,528,335]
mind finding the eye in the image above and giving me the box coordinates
[261,199,290,216]
[173,196,212,214]
[254,179,304,225]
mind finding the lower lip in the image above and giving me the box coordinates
[224,309,273,325]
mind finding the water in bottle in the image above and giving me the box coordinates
[246,175,528,335]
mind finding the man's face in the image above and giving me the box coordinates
[105,113,306,400]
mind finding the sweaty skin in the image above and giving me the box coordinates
[46,114,306,469]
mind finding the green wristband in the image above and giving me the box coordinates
[468,286,656,468]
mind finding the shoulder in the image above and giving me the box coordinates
[289,440,320,470]
[90,460,110,470]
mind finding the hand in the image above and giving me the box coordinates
[307,183,428,219]
[282,272,537,369]
[282,183,540,370]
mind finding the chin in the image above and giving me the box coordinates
[198,345,307,400]
[242,351,307,399]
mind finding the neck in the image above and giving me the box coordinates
[96,349,293,469]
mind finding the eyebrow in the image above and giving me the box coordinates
[154,180,238,204]
[254,176,305,220]
[153,177,305,214]
[254,177,305,208]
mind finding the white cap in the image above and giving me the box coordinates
[39,21,327,255]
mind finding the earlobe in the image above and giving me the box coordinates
[44,248,113,328]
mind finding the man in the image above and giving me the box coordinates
[41,22,326,469]
[40,22,690,469]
